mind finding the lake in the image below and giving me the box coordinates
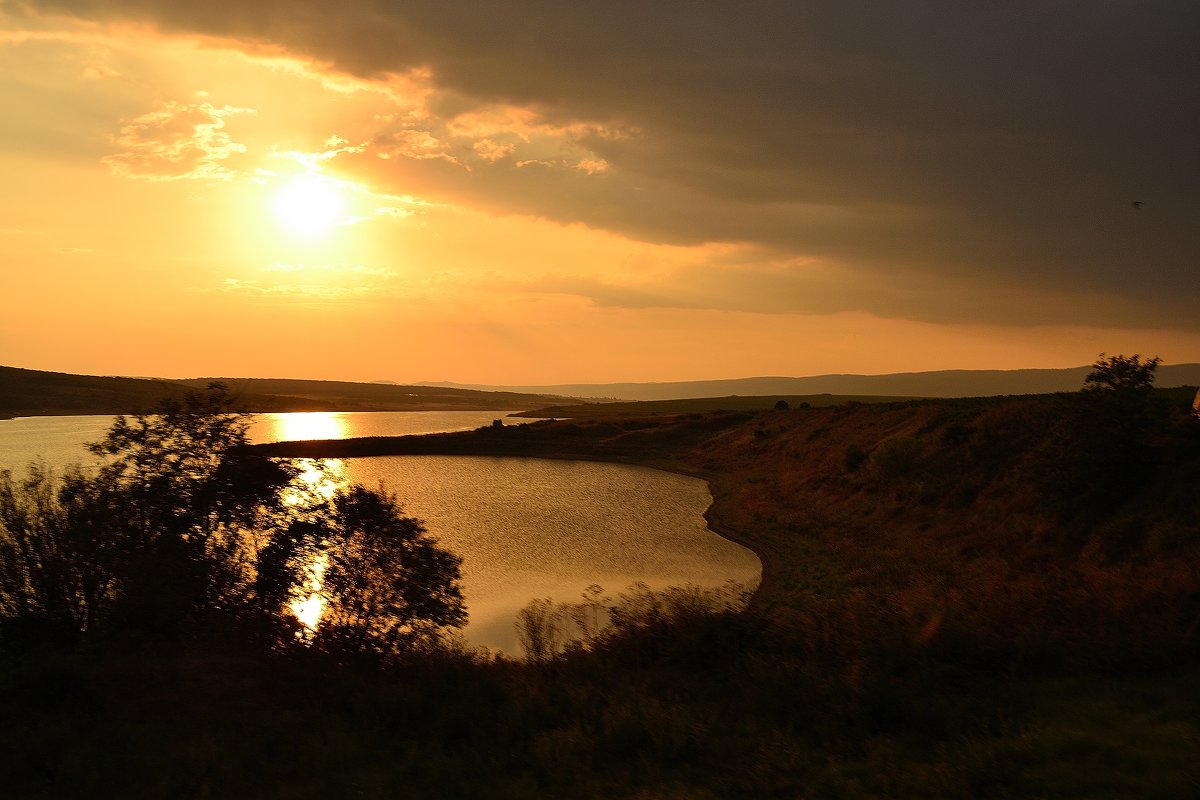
[0,411,761,653]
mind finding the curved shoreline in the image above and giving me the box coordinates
[493,454,778,607]
[254,437,777,608]
[628,460,776,609]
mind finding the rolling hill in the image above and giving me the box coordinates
[0,366,571,418]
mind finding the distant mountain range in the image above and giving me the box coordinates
[417,364,1200,402]
[0,366,572,418]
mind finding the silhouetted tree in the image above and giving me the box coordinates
[312,486,465,657]
[1083,353,1160,392]
[0,384,466,654]
[1080,353,1165,437]
[75,383,298,636]
[1042,353,1171,518]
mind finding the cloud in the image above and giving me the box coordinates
[103,98,255,180]
[519,257,1182,330]
[19,1,1200,330]
[575,159,608,175]
[377,128,461,164]
[209,262,401,303]
[473,138,515,163]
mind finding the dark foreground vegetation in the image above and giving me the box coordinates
[4,359,1200,798]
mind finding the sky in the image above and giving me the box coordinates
[2,1,1198,384]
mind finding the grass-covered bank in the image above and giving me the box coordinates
[6,381,1200,797]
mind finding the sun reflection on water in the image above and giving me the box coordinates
[284,457,346,506]
[272,411,350,443]
[284,457,348,633]
[290,553,329,632]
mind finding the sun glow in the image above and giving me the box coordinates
[272,175,348,237]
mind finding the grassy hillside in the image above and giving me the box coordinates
[0,366,200,418]
[175,376,571,412]
[0,366,568,417]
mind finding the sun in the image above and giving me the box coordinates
[272,175,347,238]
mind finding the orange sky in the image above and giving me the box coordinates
[3,3,1199,384]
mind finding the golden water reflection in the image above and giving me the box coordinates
[284,457,346,505]
[271,411,350,443]
[284,457,347,633]
[290,553,329,632]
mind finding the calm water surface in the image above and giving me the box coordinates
[0,411,760,653]
[0,410,516,473]
[342,456,758,652]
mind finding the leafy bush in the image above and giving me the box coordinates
[513,581,750,662]
[844,444,868,473]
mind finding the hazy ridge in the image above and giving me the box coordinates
[419,363,1200,401]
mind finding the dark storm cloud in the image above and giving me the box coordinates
[519,252,1189,329]
[21,1,1200,328]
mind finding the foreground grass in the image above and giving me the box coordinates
[4,633,1198,799]
[988,672,1200,798]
